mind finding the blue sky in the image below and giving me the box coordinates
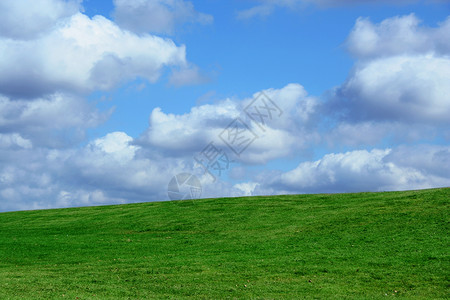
[0,0,449,211]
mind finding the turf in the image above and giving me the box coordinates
[0,188,448,299]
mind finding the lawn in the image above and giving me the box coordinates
[0,188,448,299]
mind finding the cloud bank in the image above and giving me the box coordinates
[261,146,450,195]
[0,13,187,98]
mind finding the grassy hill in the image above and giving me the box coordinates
[0,188,448,299]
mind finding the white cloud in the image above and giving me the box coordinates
[90,132,138,162]
[113,0,213,35]
[139,101,240,156]
[138,83,319,163]
[0,13,187,98]
[264,145,450,194]
[335,54,450,124]
[347,14,450,59]
[0,0,80,39]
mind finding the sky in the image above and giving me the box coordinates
[0,0,449,212]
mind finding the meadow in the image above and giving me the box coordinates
[0,188,448,299]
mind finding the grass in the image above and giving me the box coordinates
[0,188,448,299]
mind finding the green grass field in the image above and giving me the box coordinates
[0,188,448,299]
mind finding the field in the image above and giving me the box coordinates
[0,188,448,299]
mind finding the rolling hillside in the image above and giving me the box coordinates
[0,188,448,299]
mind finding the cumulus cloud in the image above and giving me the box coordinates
[346,14,450,59]
[0,13,187,98]
[327,14,450,145]
[0,0,80,39]
[138,101,241,156]
[113,0,213,35]
[61,132,176,200]
[137,83,319,163]
[333,55,450,124]
[262,145,450,194]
